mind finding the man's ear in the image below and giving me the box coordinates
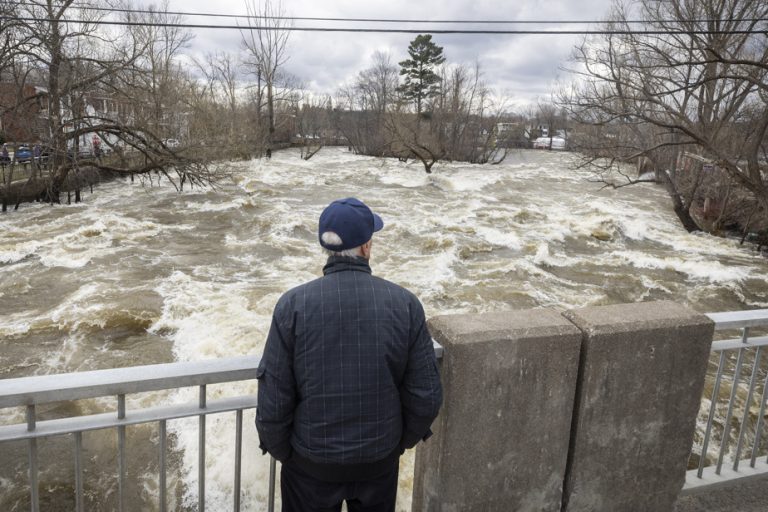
[361,239,373,259]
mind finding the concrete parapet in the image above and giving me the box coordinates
[412,308,582,512]
[561,301,714,512]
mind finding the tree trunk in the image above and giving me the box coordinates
[267,81,275,139]
[659,171,701,233]
[46,11,65,206]
[40,171,62,204]
[740,206,758,245]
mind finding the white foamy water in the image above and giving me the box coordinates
[1,148,768,511]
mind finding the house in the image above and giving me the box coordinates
[0,83,49,143]
[1,82,189,152]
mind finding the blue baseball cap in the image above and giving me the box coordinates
[318,198,384,251]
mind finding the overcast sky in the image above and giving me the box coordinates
[172,0,614,109]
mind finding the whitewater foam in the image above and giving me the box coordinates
[610,251,754,284]
[3,147,768,511]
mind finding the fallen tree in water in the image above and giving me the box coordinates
[0,139,222,212]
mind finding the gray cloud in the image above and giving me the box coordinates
[174,0,613,106]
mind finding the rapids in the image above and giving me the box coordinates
[1,148,767,510]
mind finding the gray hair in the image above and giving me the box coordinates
[321,231,363,257]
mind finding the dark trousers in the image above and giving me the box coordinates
[280,460,399,512]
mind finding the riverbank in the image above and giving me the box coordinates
[0,143,293,212]
[0,165,122,211]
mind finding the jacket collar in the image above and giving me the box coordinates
[323,255,373,276]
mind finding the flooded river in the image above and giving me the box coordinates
[1,148,767,510]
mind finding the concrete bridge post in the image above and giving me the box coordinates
[411,301,714,512]
[411,308,583,511]
[561,301,714,511]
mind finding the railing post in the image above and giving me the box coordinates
[27,404,39,512]
[234,410,243,512]
[412,309,582,511]
[561,301,714,512]
[117,394,126,512]
[751,369,768,467]
[199,385,206,512]
[74,431,84,512]
[159,420,167,512]
[698,351,726,478]
[268,456,277,512]
[717,328,749,474]
[734,346,762,470]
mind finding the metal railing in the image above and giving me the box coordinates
[4,309,766,506]
[0,340,445,511]
[0,356,263,512]
[681,309,768,494]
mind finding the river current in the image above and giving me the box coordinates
[1,148,767,510]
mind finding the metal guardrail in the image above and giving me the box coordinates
[0,356,261,512]
[0,340,445,512]
[681,309,768,495]
[3,311,766,507]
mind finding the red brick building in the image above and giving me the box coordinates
[0,82,49,143]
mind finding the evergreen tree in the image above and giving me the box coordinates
[397,34,446,116]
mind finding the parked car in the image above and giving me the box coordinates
[163,138,180,148]
[14,145,33,163]
[532,137,566,150]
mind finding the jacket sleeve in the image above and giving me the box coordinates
[255,301,297,462]
[399,300,443,450]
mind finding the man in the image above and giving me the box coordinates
[256,197,443,512]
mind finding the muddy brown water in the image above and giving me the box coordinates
[1,148,767,510]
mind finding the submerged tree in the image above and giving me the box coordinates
[334,51,399,156]
[335,39,511,173]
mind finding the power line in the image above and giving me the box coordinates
[1,15,766,35]
[6,1,768,27]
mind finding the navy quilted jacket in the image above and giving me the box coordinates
[256,256,442,466]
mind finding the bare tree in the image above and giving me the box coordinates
[358,51,399,116]
[335,49,510,171]
[536,101,566,149]
[212,52,240,140]
[341,51,399,156]
[0,2,30,80]
[435,61,508,164]
[130,1,193,139]
[240,0,291,149]
[562,0,768,233]
[385,107,443,173]
[192,51,242,150]
[294,93,332,160]
[0,0,221,209]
